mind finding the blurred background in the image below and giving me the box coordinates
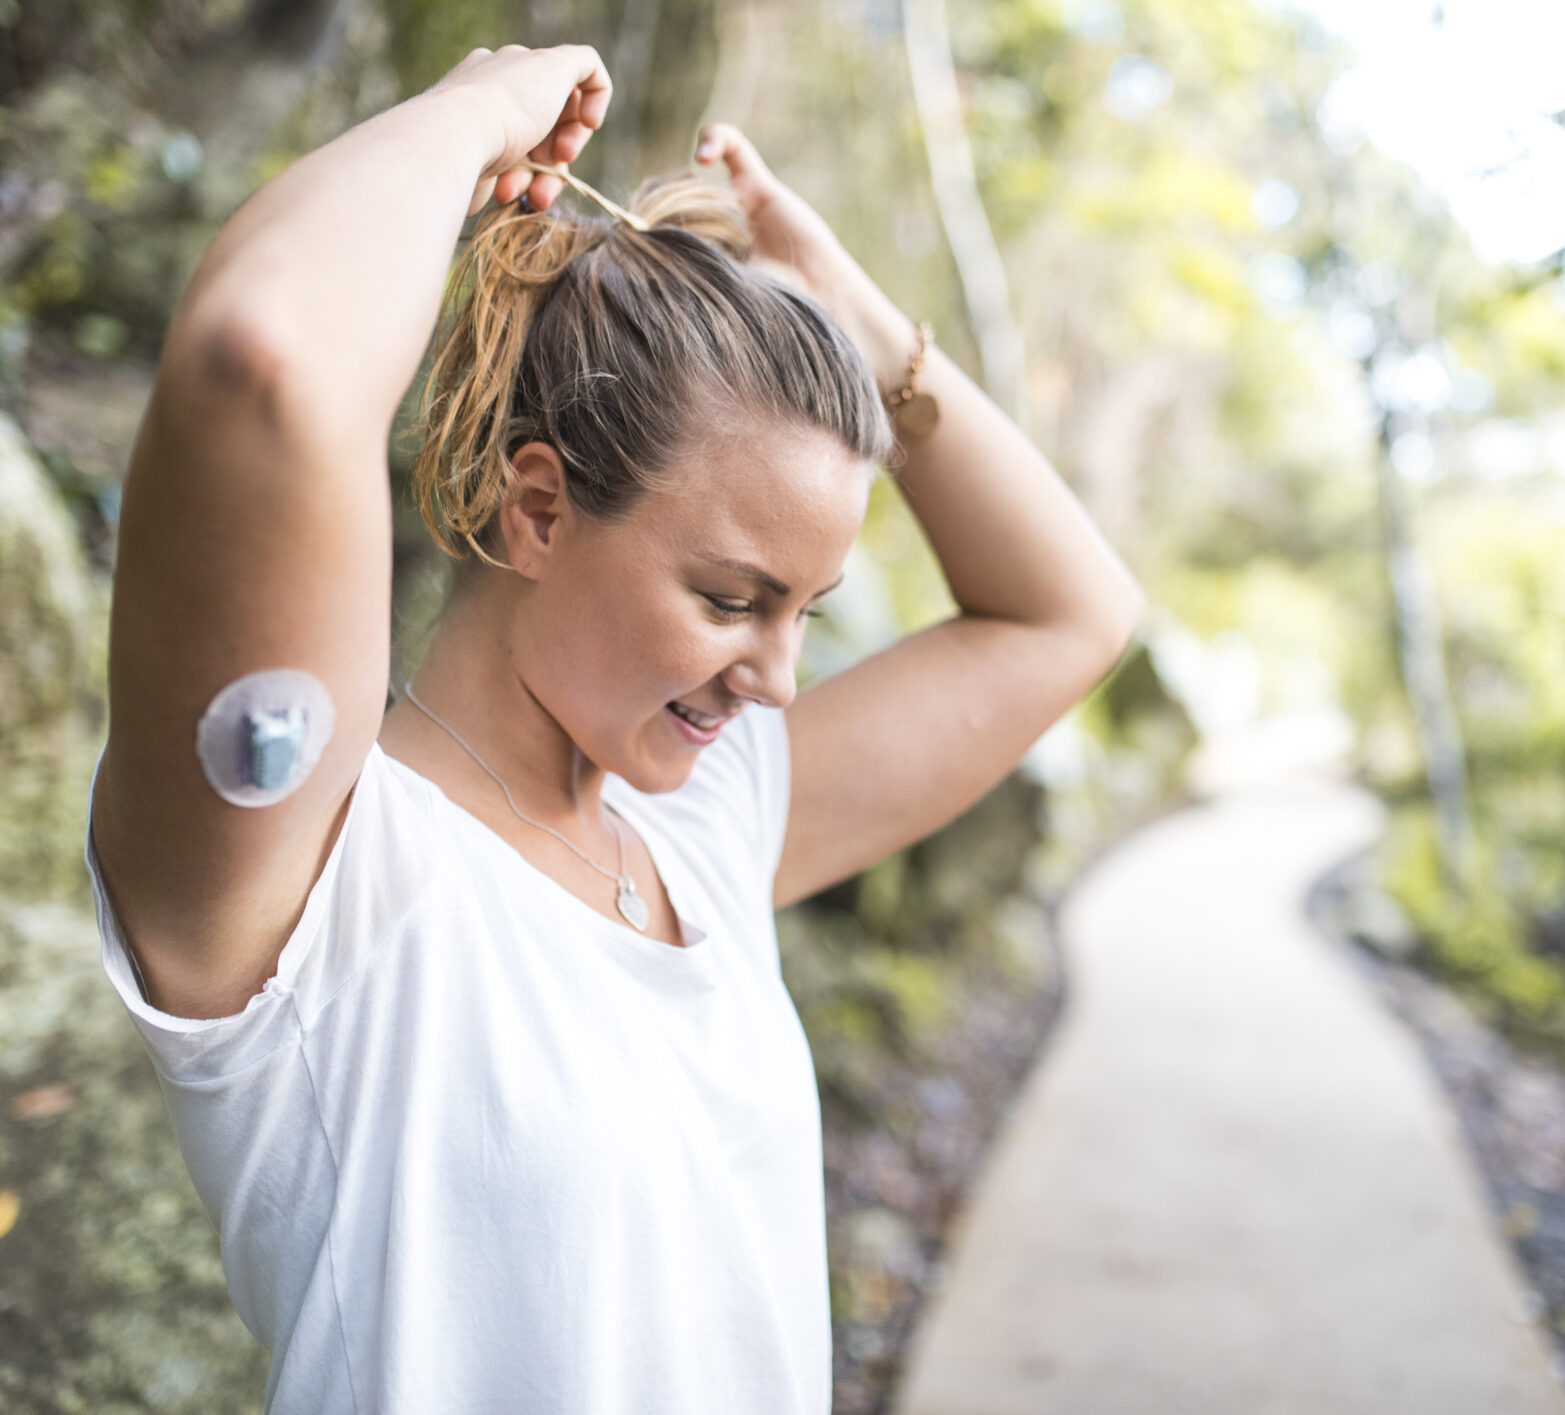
[2,0,1563,1410]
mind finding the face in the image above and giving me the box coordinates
[507,420,872,793]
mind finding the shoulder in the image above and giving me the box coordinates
[85,739,444,1075]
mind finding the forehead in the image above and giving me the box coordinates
[647,421,871,559]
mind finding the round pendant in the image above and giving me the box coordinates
[896,392,940,438]
[616,880,650,932]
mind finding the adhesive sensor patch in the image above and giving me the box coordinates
[196,668,337,808]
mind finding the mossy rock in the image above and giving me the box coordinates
[833,772,1048,950]
[0,411,109,903]
[0,899,268,1413]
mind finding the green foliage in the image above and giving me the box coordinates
[1381,804,1565,1047]
[0,904,268,1413]
[1451,281,1565,414]
[964,0,1565,1049]
[72,312,129,359]
[3,0,1564,1399]
[779,766,1054,1124]
[82,141,147,211]
[381,0,523,94]
[845,949,953,1047]
[1406,493,1565,1000]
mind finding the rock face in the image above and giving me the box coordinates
[0,410,108,902]
[0,902,270,1415]
[0,408,270,1410]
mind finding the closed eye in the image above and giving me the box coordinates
[704,595,824,620]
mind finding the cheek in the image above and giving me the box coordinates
[519,580,630,723]
[553,583,715,716]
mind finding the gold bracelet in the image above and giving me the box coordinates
[883,320,940,437]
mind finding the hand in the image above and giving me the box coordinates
[694,122,916,391]
[425,44,613,218]
[692,123,850,300]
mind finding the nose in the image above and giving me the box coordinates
[723,618,800,712]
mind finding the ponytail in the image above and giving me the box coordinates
[407,168,892,581]
[410,204,607,570]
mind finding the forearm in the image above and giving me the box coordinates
[171,87,496,440]
[814,249,1147,641]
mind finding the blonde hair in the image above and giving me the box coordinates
[407,169,894,582]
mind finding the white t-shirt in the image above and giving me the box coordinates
[83,704,832,1415]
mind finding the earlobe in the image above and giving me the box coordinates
[495,501,555,578]
[500,442,571,573]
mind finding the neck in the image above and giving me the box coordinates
[388,579,612,835]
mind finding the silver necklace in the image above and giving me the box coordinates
[399,680,651,933]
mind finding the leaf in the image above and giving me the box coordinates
[0,1190,19,1240]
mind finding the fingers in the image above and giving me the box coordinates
[694,122,773,184]
[492,169,527,207]
[490,160,562,212]
[525,171,566,210]
[563,44,613,130]
[528,46,609,206]
[547,118,595,167]
[455,43,612,213]
[522,131,564,207]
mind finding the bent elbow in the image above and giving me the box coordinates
[163,302,298,418]
[1097,584,1148,666]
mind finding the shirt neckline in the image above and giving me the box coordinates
[371,741,712,967]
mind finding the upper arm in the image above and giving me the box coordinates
[91,309,393,1018]
[772,610,1142,911]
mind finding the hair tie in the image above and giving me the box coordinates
[514,159,650,231]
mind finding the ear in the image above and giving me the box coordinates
[496,442,573,579]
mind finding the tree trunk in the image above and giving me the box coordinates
[1374,413,1477,895]
[901,0,1026,425]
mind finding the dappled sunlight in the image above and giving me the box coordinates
[3,0,1564,1411]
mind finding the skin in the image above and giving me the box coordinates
[377,421,869,940]
[91,43,1145,1017]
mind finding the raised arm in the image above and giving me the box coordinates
[690,126,1146,909]
[92,46,611,1019]
[176,45,611,442]
[774,278,1147,906]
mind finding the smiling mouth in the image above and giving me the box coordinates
[668,700,728,730]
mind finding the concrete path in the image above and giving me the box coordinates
[893,722,1565,1415]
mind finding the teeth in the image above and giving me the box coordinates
[671,702,720,729]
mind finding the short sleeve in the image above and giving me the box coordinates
[745,704,793,884]
[81,742,369,1081]
[650,703,793,895]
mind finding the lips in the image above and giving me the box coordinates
[668,700,735,729]
[665,701,738,744]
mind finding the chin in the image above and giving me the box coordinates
[616,756,696,795]
[596,722,698,795]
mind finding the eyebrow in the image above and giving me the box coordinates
[700,555,845,599]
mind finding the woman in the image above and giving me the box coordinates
[83,42,1145,1415]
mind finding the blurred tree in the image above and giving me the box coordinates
[7,3,1565,1411]
[903,0,1026,421]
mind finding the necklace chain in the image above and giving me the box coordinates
[399,679,650,931]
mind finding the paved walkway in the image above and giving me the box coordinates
[893,723,1565,1414]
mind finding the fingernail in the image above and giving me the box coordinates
[696,141,716,160]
